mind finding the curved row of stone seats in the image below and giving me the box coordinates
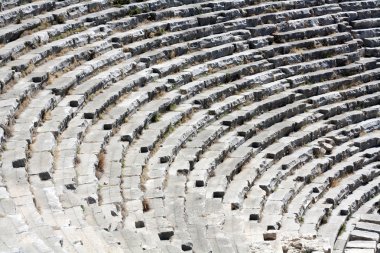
[41,23,262,249]
[115,0,342,53]
[0,41,121,136]
[0,0,214,90]
[0,4,239,253]
[301,148,379,224]
[138,0,378,251]
[0,1,56,27]
[123,83,256,249]
[0,0,109,45]
[0,95,67,251]
[157,88,374,249]
[236,64,380,145]
[0,0,372,78]
[194,51,363,122]
[1,0,380,251]
[79,33,268,123]
[258,112,378,215]
[61,33,242,146]
[336,161,380,215]
[111,9,243,46]
[0,22,147,253]
[333,181,380,252]
[73,33,251,122]
[189,97,304,184]
[14,38,360,211]
[109,0,261,33]
[283,132,377,218]
[345,2,380,58]
[172,64,380,245]
[336,193,380,253]
[221,103,378,213]
[0,1,112,67]
[317,161,380,248]
[29,47,136,188]
[46,48,126,95]
[2,26,110,101]
[0,0,348,93]
[134,22,380,249]
[110,0,348,54]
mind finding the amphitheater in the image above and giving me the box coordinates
[2,0,380,252]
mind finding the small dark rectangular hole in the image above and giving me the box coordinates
[103,124,112,130]
[263,232,276,241]
[195,180,204,187]
[69,101,79,107]
[158,231,174,241]
[65,184,76,190]
[140,147,149,153]
[135,221,145,228]
[251,142,260,148]
[39,172,51,181]
[84,113,95,119]
[213,191,224,198]
[250,214,259,221]
[160,156,170,163]
[231,203,240,210]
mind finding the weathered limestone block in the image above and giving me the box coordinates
[350,230,379,242]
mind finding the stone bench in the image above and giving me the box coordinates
[188,133,245,186]
[128,28,247,57]
[251,140,326,206]
[190,61,270,108]
[286,61,357,90]
[80,71,154,120]
[248,120,295,150]
[152,43,235,77]
[339,1,380,12]
[0,37,112,107]
[311,178,378,243]
[112,20,223,47]
[137,30,250,67]
[70,60,136,98]
[279,10,340,30]
[352,17,380,29]
[317,93,380,119]
[268,41,358,68]
[363,37,380,48]
[337,174,380,217]
[256,33,352,63]
[297,77,380,99]
[352,27,380,39]
[285,134,374,219]
[355,7,380,20]
[280,56,340,78]
[319,176,380,248]
[273,24,339,44]
[0,1,55,27]
[239,100,305,134]
[47,48,127,95]
[329,110,366,128]
[0,17,105,68]
[11,26,110,70]
[345,240,377,252]
[206,146,254,199]
[325,166,379,208]
[81,92,184,156]
[186,124,227,150]
[0,0,107,45]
